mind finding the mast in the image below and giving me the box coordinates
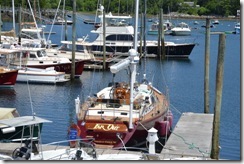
[109,0,140,130]
[12,0,16,33]
[129,0,140,129]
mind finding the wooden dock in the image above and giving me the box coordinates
[160,112,214,159]
[0,112,214,160]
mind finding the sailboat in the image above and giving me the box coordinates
[75,1,173,149]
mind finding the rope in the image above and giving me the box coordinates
[27,79,35,118]
[46,0,62,47]
[169,129,211,157]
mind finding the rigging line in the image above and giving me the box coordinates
[169,103,182,115]
[138,121,148,131]
[118,0,120,15]
[46,0,62,48]
[88,65,96,97]
[95,0,100,24]
[36,0,46,41]
[27,80,35,118]
[60,0,66,41]
[106,0,111,14]
[26,0,41,41]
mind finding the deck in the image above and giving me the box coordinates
[160,112,214,159]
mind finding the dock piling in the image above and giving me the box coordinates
[210,33,226,160]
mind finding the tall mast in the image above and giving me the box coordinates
[129,0,140,129]
[12,0,16,33]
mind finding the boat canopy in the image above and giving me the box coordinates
[0,116,52,128]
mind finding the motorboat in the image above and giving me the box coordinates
[212,19,219,25]
[234,22,240,34]
[147,20,173,35]
[171,22,191,36]
[17,67,70,84]
[45,39,95,61]
[47,17,73,25]
[69,6,195,58]
[0,49,19,87]
[7,47,87,77]
[193,21,199,25]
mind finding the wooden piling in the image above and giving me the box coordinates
[71,0,76,79]
[210,33,226,160]
[160,8,165,59]
[204,18,211,113]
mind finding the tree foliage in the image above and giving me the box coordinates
[0,0,240,17]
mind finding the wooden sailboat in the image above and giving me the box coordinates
[75,1,173,149]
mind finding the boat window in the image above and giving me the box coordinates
[106,34,133,41]
[41,50,47,57]
[59,44,71,51]
[76,45,84,52]
[29,53,36,58]
[97,111,104,114]
[36,51,43,57]
[20,31,39,40]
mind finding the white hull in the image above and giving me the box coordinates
[29,148,144,160]
[171,30,191,36]
[17,67,69,84]
[171,22,191,36]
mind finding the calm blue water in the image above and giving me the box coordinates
[0,17,240,160]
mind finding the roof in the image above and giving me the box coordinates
[0,48,22,55]
[0,116,52,127]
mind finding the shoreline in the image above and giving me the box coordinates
[0,10,239,22]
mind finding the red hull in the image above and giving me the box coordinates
[77,112,167,148]
[26,60,86,77]
[0,69,18,87]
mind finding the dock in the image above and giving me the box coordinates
[160,112,214,159]
[0,112,214,160]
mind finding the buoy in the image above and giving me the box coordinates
[154,120,170,137]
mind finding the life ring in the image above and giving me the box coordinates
[68,123,81,148]
[115,88,126,99]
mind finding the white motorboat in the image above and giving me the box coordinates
[147,20,173,35]
[234,22,240,34]
[212,19,219,25]
[171,22,191,36]
[7,47,87,77]
[17,67,69,84]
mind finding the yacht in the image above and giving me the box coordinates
[65,6,195,58]
[9,47,87,77]
[171,22,191,36]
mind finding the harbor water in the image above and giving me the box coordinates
[0,17,240,160]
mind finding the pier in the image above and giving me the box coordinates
[0,112,214,160]
[161,112,214,159]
